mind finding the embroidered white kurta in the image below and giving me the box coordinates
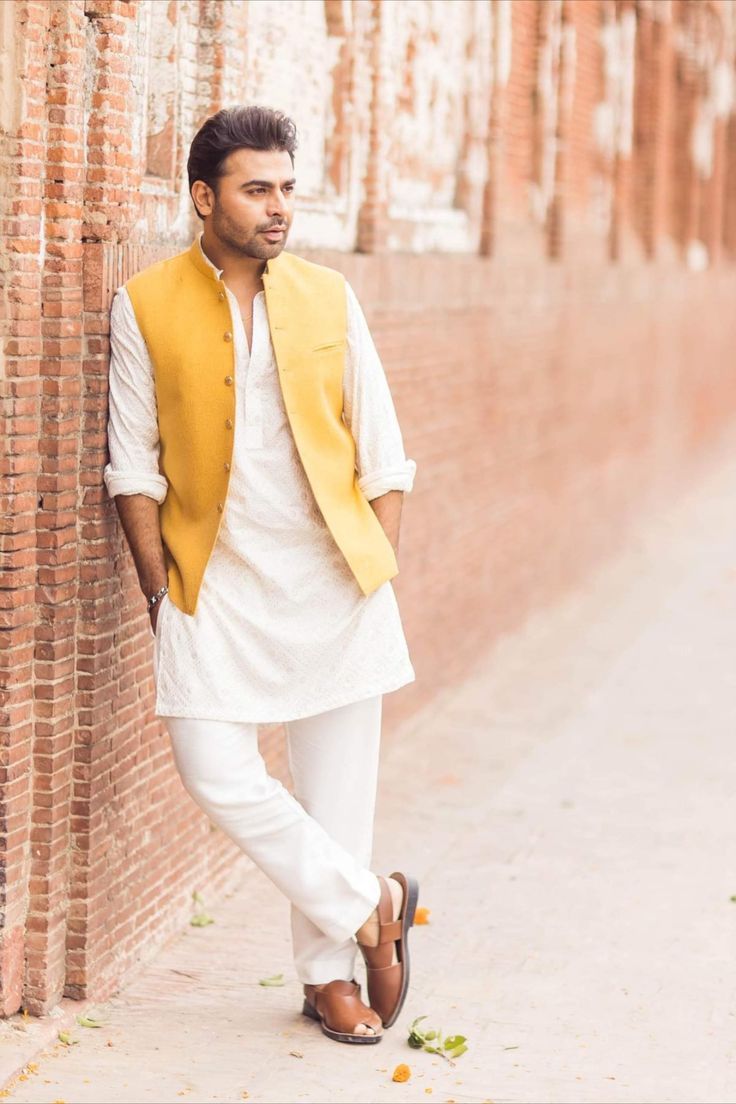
[104,240,417,723]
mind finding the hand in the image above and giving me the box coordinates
[368,490,403,557]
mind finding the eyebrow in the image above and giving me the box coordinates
[240,178,297,188]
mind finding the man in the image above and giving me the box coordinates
[103,106,419,1045]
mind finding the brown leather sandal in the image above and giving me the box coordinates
[302,978,383,1045]
[357,870,419,1028]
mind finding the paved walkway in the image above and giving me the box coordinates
[3,446,736,1104]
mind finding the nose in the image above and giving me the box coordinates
[266,191,289,222]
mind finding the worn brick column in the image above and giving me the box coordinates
[479,0,510,257]
[632,4,674,258]
[0,0,53,1018]
[24,0,88,1017]
[71,0,145,1001]
[356,0,389,252]
[547,0,576,259]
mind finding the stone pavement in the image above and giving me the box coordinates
[3,446,736,1104]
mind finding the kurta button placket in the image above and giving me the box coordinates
[224,331,232,342]
[217,503,224,513]
[223,462,230,472]
[224,375,233,386]
[218,291,225,301]
[225,418,233,430]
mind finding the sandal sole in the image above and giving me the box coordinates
[381,871,419,1028]
[302,998,383,1045]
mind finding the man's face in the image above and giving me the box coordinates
[194,147,295,260]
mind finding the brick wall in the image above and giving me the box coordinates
[1,0,735,1015]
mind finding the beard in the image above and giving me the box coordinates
[210,203,289,260]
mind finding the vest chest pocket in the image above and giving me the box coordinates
[311,339,346,353]
[302,342,345,410]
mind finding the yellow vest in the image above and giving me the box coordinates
[125,239,398,615]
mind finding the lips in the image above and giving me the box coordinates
[262,228,285,238]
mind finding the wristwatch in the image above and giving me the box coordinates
[147,584,169,613]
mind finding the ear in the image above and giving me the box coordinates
[191,180,215,219]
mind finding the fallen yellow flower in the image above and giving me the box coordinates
[392,1063,411,1083]
[414,907,431,925]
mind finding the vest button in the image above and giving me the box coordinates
[223,461,231,472]
[225,418,233,429]
[224,331,232,342]
[217,502,224,513]
[224,375,233,386]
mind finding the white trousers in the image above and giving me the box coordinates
[160,695,383,984]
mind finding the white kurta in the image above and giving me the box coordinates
[103,239,417,723]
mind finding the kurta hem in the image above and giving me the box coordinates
[154,666,416,726]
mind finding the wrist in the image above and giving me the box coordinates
[146,584,169,613]
[141,574,167,598]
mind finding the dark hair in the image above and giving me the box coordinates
[187,106,298,217]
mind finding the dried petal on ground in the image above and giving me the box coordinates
[392,1064,411,1082]
[415,907,431,924]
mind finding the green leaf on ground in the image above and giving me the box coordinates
[190,889,215,927]
[406,1015,468,1063]
[76,1015,104,1029]
[446,1043,468,1059]
[408,1013,429,1046]
[190,912,215,927]
[258,973,285,987]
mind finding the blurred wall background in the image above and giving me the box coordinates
[1,0,735,1015]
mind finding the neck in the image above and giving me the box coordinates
[200,228,268,287]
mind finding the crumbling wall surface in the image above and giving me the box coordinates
[1,0,736,1015]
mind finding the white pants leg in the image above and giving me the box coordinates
[285,695,383,984]
[163,706,382,951]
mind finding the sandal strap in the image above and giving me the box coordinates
[378,919,402,944]
[304,978,359,1001]
[376,875,393,923]
[304,979,382,1036]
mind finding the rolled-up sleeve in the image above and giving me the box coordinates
[103,287,168,504]
[342,281,417,502]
